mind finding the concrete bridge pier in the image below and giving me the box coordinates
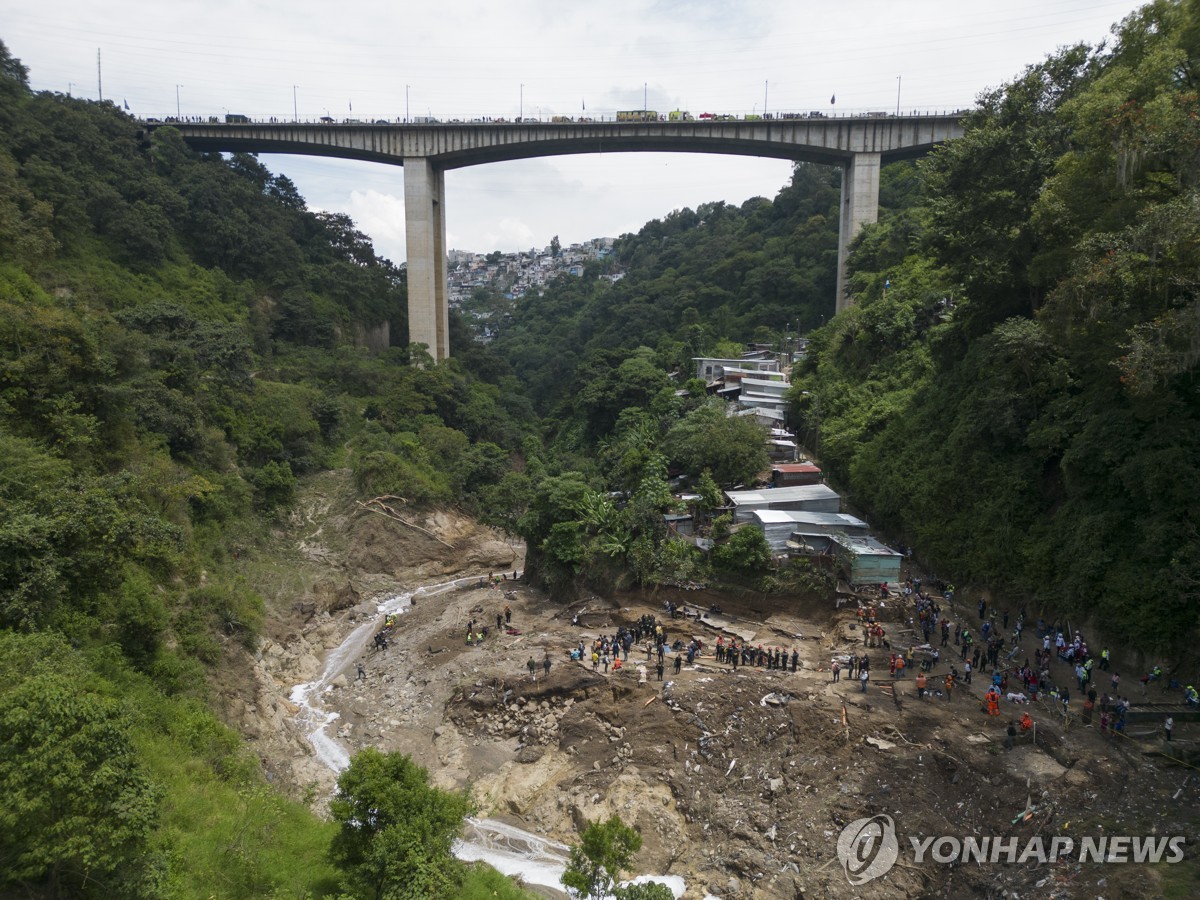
[835,151,882,314]
[404,157,450,361]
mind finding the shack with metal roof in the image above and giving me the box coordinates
[749,509,869,551]
[829,534,903,583]
[725,484,841,523]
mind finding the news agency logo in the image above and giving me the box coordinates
[835,814,1187,885]
[836,814,899,885]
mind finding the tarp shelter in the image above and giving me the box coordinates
[829,534,903,583]
[750,510,869,551]
[725,484,841,523]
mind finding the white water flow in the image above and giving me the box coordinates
[289,574,684,896]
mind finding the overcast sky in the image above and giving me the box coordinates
[7,0,1146,262]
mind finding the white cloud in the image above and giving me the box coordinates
[343,189,407,264]
[4,0,1146,256]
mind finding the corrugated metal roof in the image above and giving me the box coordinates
[728,485,840,505]
[751,510,867,528]
[830,534,902,557]
[740,377,790,391]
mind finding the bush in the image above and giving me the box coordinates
[712,526,772,575]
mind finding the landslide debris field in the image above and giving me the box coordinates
[237,483,1199,899]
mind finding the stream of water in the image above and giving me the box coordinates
[288,575,687,896]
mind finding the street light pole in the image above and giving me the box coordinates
[293,85,298,121]
[895,75,902,116]
[520,83,524,121]
[176,84,181,118]
[764,80,768,117]
[406,85,410,123]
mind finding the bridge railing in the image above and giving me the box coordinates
[143,108,971,128]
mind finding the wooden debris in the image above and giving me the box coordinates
[357,495,455,549]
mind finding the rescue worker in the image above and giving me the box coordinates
[986,687,1001,717]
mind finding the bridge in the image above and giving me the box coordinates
[153,115,966,360]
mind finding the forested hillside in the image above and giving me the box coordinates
[3,0,1199,893]
[0,40,534,898]
[486,1,1200,655]
[492,163,840,414]
[791,0,1200,653]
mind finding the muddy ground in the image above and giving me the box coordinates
[222,473,1200,899]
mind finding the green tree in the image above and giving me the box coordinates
[0,634,163,899]
[561,814,649,900]
[663,399,769,486]
[712,525,772,575]
[616,883,674,900]
[329,748,473,900]
[693,468,723,523]
[0,38,30,89]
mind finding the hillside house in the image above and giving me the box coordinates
[725,484,842,523]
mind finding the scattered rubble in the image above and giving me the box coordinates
[228,475,1200,899]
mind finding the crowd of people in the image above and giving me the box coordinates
[852,579,1195,745]
[468,571,1192,748]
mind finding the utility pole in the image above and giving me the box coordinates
[895,75,902,116]
[68,82,74,97]
[176,84,181,118]
[97,48,102,101]
[293,85,298,121]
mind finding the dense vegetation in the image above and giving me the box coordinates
[484,166,842,598]
[4,0,1199,893]
[0,39,534,898]
[491,163,840,413]
[791,0,1200,653]
[487,0,1200,654]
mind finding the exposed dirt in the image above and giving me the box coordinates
[222,472,1200,899]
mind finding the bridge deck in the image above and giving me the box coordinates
[147,114,966,169]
